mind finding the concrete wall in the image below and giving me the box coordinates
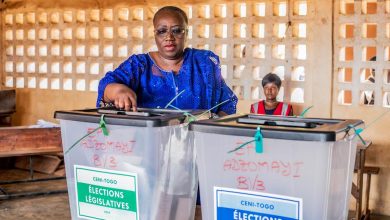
[11,89,96,125]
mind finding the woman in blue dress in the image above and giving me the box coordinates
[97,6,237,116]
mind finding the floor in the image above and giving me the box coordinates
[0,169,69,219]
[0,169,389,220]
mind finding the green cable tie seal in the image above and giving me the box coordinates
[196,99,230,120]
[347,124,366,146]
[183,112,197,123]
[164,89,186,109]
[300,105,314,117]
[99,114,109,136]
[65,114,109,155]
[254,126,263,153]
[227,140,255,154]
[168,104,197,119]
[228,126,263,154]
[169,99,231,123]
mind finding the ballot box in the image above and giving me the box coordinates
[190,114,363,220]
[55,107,204,220]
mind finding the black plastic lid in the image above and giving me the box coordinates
[54,107,206,127]
[189,114,364,141]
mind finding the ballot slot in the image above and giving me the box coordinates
[237,114,346,128]
[247,114,342,124]
[237,117,316,128]
[96,107,197,117]
[97,109,151,116]
[237,115,317,128]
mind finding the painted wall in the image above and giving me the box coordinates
[11,89,96,125]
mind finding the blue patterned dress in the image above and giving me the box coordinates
[97,48,237,114]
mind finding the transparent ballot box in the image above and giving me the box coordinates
[55,107,203,220]
[190,114,364,220]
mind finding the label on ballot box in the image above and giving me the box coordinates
[74,165,139,220]
[214,187,302,220]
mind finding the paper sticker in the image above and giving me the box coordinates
[74,165,138,220]
[215,187,302,220]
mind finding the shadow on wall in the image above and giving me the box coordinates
[366,142,390,215]
[12,89,32,126]
[372,168,390,214]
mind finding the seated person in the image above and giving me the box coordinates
[250,73,293,116]
[97,6,237,116]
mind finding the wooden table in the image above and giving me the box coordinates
[0,126,67,199]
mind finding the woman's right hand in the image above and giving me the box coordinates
[104,83,137,111]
